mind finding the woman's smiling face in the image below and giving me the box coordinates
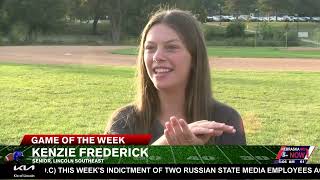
[144,23,192,91]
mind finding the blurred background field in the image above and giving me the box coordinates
[0,63,319,145]
[111,46,320,58]
[1,20,319,47]
[1,0,320,47]
[0,63,319,162]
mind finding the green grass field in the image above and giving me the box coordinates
[111,47,320,58]
[0,63,319,162]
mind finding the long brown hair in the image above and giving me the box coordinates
[106,9,213,134]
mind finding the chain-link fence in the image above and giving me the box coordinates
[204,22,320,47]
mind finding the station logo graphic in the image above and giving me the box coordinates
[275,146,316,164]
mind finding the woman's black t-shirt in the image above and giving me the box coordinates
[108,101,246,145]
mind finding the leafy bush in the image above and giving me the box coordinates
[206,37,254,46]
[286,32,299,46]
[0,9,9,34]
[260,22,274,40]
[9,22,29,42]
[202,25,225,40]
[312,28,320,42]
[258,22,300,46]
[226,21,245,37]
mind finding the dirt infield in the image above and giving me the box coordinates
[0,46,320,71]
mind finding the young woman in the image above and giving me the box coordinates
[105,9,246,145]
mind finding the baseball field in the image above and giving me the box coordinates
[0,46,319,163]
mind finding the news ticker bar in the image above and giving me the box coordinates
[1,164,320,179]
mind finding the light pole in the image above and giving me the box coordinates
[254,9,259,47]
[256,9,260,32]
[295,13,299,33]
[218,3,221,25]
[318,21,320,48]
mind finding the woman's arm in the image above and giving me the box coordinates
[152,116,236,145]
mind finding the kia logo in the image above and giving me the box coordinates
[13,165,35,171]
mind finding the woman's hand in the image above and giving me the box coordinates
[164,116,236,145]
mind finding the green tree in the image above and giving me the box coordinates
[289,0,320,17]
[226,21,245,37]
[260,22,273,40]
[202,0,224,16]
[66,0,90,22]
[258,0,292,20]
[170,0,208,23]
[118,0,211,42]
[90,0,108,35]
[0,0,8,33]
[188,0,208,23]
[4,0,67,41]
[106,0,123,44]
[121,0,159,37]
[225,0,257,17]
[67,0,109,35]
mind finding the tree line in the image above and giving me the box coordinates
[0,0,319,44]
